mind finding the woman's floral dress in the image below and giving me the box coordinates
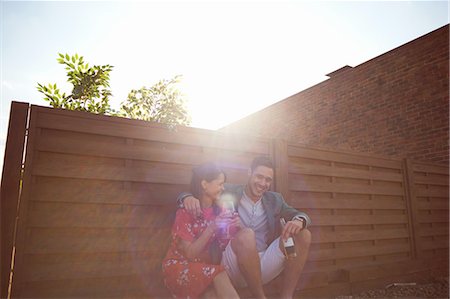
[162,207,225,298]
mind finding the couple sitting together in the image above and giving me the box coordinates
[162,156,312,299]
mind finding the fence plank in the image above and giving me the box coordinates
[289,179,404,196]
[36,129,259,167]
[414,175,449,186]
[24,257,158,282]
[402,159,419,259]
[10,106,40,298]
[289,163,403,182]
[417,200,449,210]
[32,152,250,185]
[25,227,171,254]
[309,243,410,261]
[20,274,167,298]
[27,202,175,229]
[35,108,270,154]
[32,177,185,206]
[416,214,449,224]
[415,186,448,198]
[412,163,449,175]
[289,197,406,210]
[0,102,29,298]
[313,228,409,243]
[311,215,408,226]
[288,145,402,170]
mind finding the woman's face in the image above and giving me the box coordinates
[202,173,225,201]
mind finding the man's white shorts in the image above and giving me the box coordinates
[221,237,285,287]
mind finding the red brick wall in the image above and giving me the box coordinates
[222,25,449,165]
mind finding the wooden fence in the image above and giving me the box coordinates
[1,102,448,298]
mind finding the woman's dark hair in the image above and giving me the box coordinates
[190,162,226,199]
[250,156,274,172]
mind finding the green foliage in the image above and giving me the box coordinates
[37,53,191,128]
[37,53,114,114]
[119,75,191,128]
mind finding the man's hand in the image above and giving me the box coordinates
[183,196,202,218]
[281,219,304,242]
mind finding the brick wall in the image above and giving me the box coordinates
[222,25,449,165]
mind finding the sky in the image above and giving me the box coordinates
[0,0,449,171]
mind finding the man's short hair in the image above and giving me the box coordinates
[250,156,274,172]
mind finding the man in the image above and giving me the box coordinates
[178,156,311,299]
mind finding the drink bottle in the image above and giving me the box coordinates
[280,218,297,259]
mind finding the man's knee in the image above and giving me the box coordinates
[294,228,311,249]
[231,227,256,253]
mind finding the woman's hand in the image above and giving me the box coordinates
[205,221,217,236]
[229,213,242,230]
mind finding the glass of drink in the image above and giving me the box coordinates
[218,201,235,240]
[280,218,297,259]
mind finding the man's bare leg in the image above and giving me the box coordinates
[202,286,216,299]
[213,271,240,299]
[231,228,267,299]
[278,229,311,299]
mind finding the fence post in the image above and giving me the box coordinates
[403,158,420,260]
[273,139,289,199]
[0,102,29,299]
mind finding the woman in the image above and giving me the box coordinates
[162,162,240,299]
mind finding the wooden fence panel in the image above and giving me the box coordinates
[11,105,272,298]
[282,143,414,289]
[4,103,449,297]
[408,161,449,259]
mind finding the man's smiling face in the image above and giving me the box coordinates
[245,165,274,202]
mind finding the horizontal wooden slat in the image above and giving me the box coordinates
[415,186,449,198]
[24,250,161,265]
[32,155,188,184]
[412,163,449,175]
[21,273,167,298]
[27,202,175,229]
[32,178,185,206]
[289,179,404,196]
[26,227,171,254]
[288,145,402,170]
[420,239,449,251]
[413,175,449,186]
[417,200,449,210]
[313,228,409,243]
[289,163,403,182]
[311,214,408,226]
[35,109,270,154]
[24,256,159,282]
[348,258,447,282]
[32,152,249,185]
[289,197,406,210]
[418,226,449,237]
[36,130,257,168]
[309,243,410,261]
[416,214,449,224]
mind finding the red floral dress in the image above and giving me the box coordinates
[162,207,225,298]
